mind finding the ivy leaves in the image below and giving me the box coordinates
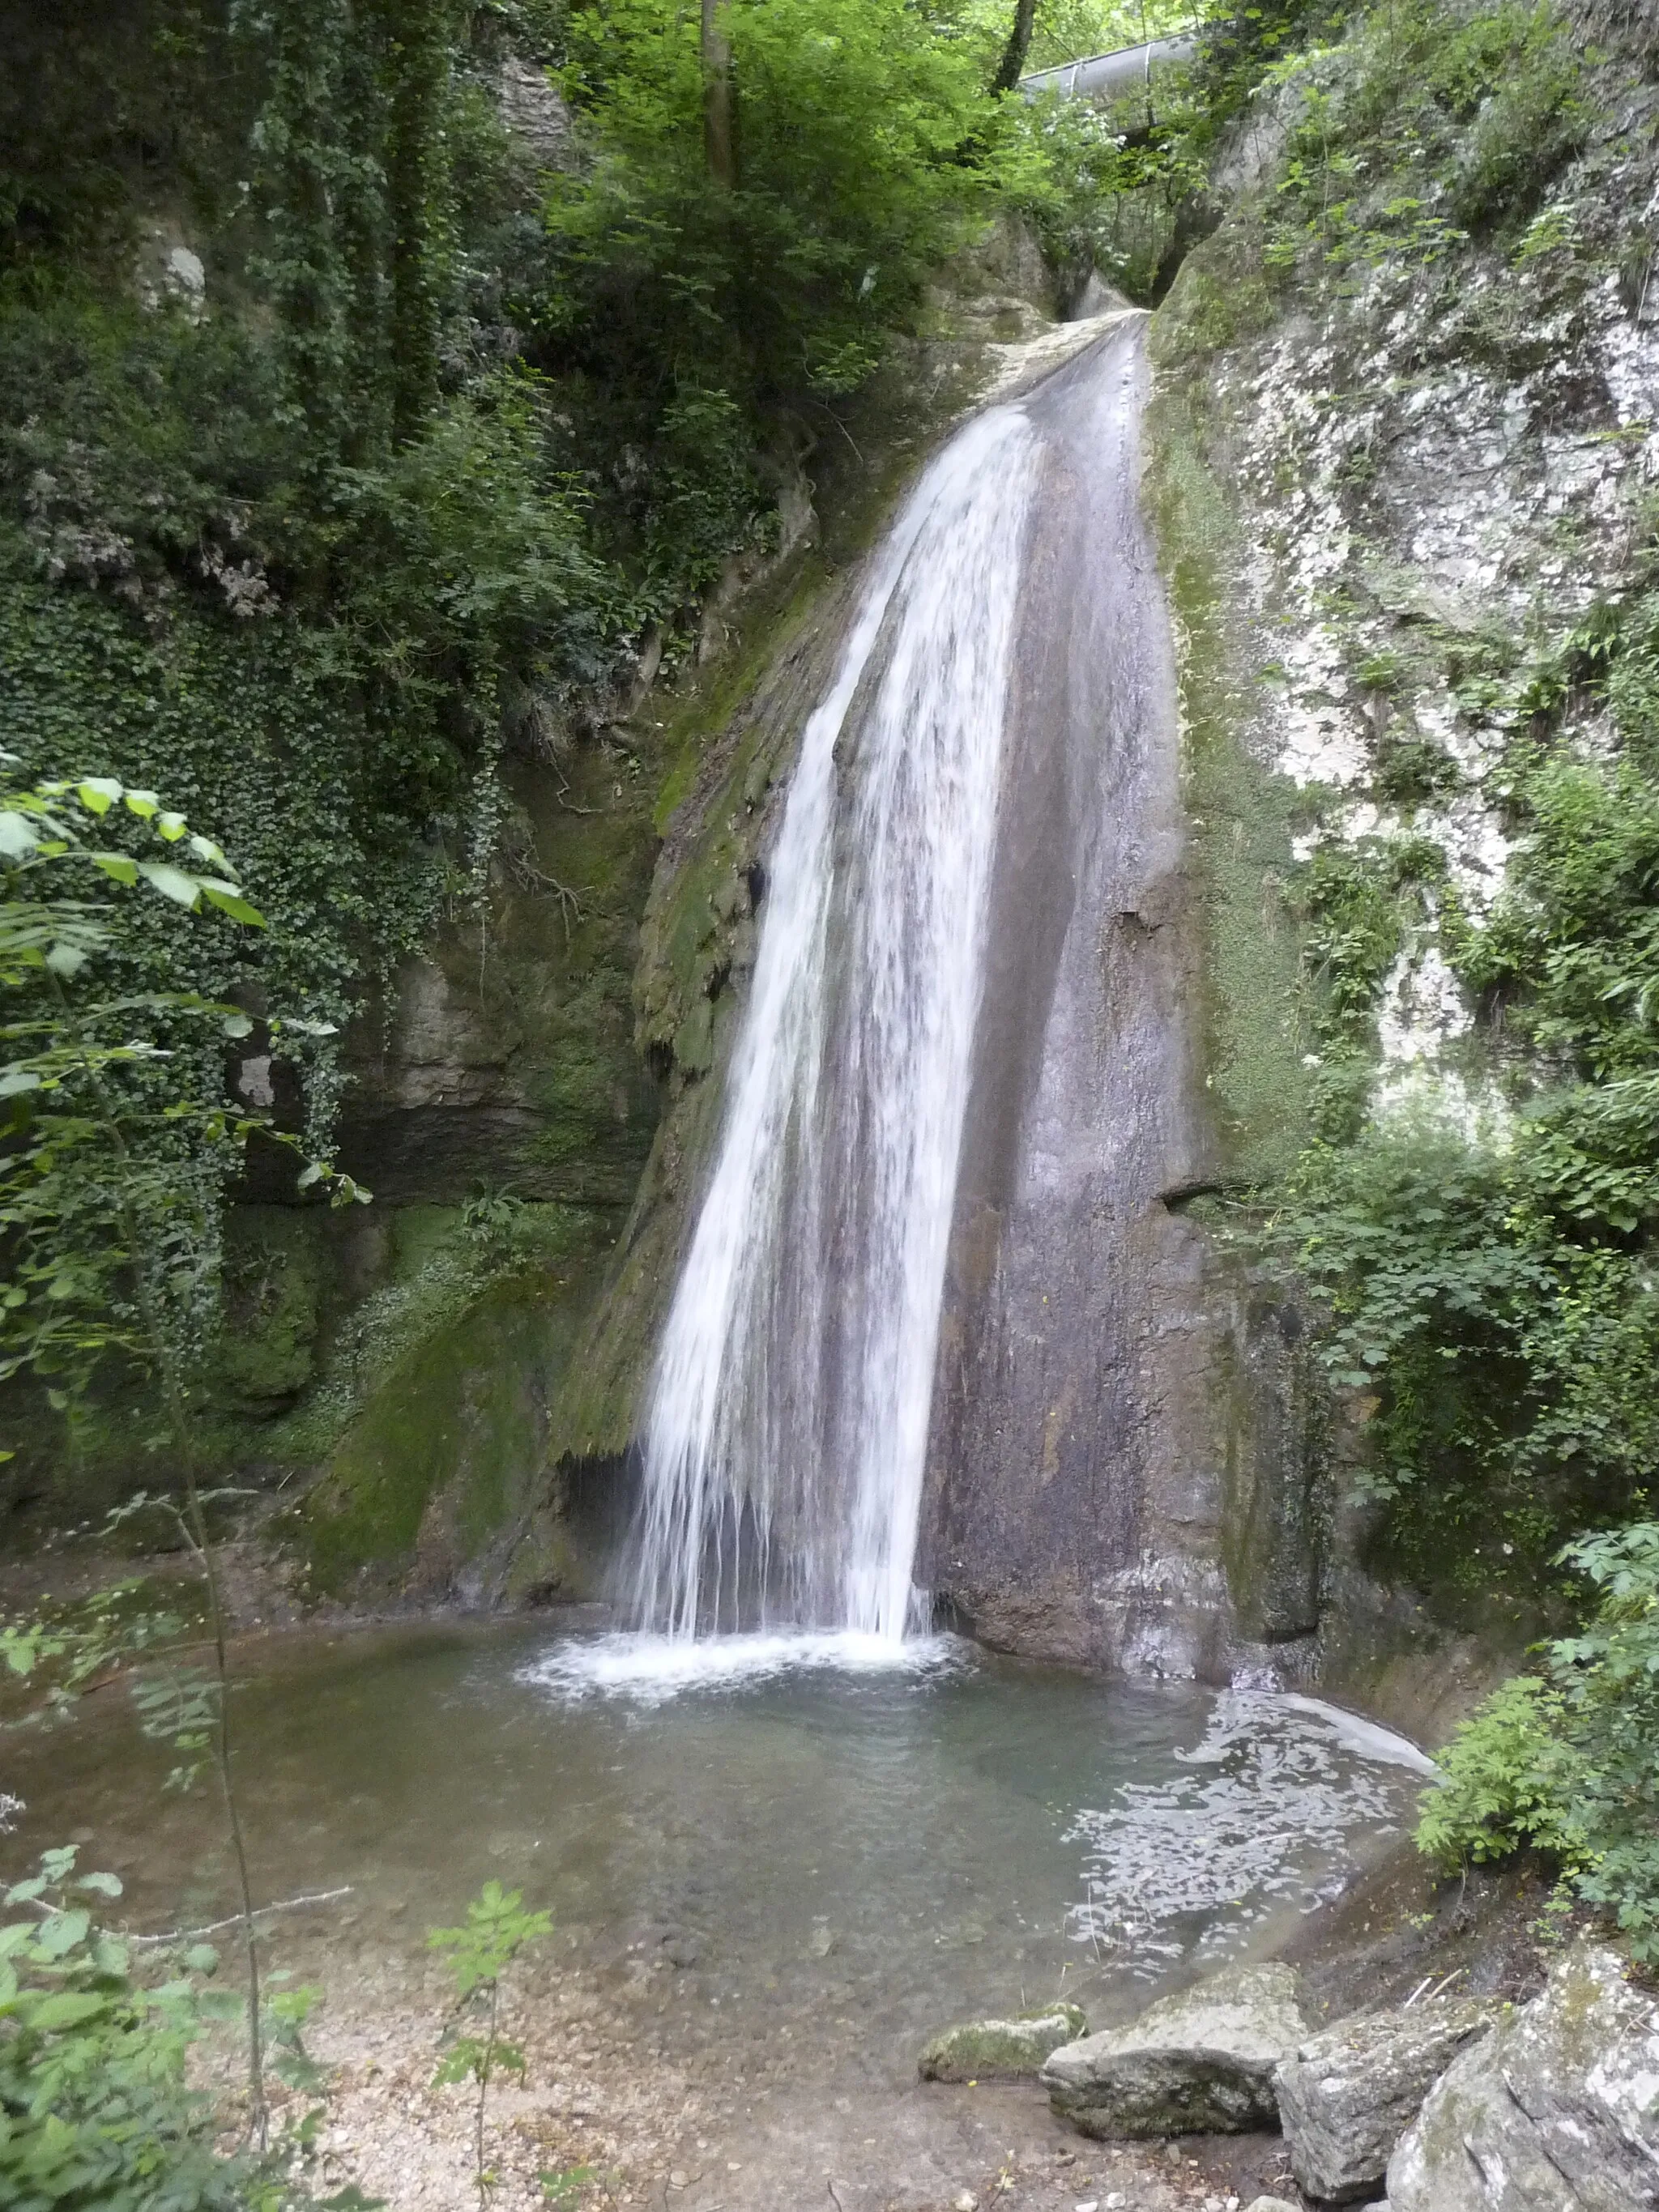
[0,764,366,1447]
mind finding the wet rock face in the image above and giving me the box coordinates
[919,2005,1088,2083]
[1275,1997,1495,2203]
[1387,1946,1659,2212]
[1040,1963,1310,2138]
[918,322,1258,1681]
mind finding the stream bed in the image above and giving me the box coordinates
[2,1619,1434,2210]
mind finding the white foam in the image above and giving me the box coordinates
[1276,1694,1441,1775]
[521,1630,967,1707]
[1067,1688,1431,1975]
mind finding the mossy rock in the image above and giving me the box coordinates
[296,1234,612,1599]
[919,2004,1087,2083]
[212,1208,330,1411]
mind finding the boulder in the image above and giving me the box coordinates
[1242,2200,1303,2212]
[1388,1945,1659,2212]
[919,2004,1087,2082]
[1275,1996,1495,2201]
[1040,1963,1310,2137]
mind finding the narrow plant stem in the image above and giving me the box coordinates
[180,1433,267,2151]
[49,971,267,2147]
[478,1976,497,2204]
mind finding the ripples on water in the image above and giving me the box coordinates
[1066,1689,1436,1977]
[4,1623,1433,2060]
[521,1629,1435,1986]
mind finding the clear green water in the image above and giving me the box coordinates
[2,1621,1429,2076]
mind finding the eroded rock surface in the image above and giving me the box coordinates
[1041,1963,1309,2138]
[920,2005,1089,2083]
[1388,1945,1659,2212]
[1276,1996,1495,2202]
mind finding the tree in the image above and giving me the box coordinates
[702,0,738,187]
[990,0,1041,92]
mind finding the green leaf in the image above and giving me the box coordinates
[0,812,40,857]
[0,1068,43,1097]
[134,860,203,908]
[28,1989,109,2030]
[122,789,160,818]
[200,884,267,927]
[36,1907,90,1956]
[76,778,122,816]
[90,852,139,886]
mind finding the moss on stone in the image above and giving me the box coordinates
[295,1223,617,1599]
[1145,287,1311,1187]
[211,1208,330,1411]
[919,2005,1088,2083]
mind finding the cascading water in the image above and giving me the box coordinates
[629,403,1042,1645]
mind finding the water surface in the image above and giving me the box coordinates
[4,1622,1429,2079]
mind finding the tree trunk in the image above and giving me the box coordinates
[702,0,737,188]
[383,0,452,446]
[990,0,1040,95]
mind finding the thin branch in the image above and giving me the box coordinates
[503,849,587,944]
[128,1886,355,1946]
[48,969,267,2148]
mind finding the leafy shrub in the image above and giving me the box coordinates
[0,1844,369,2210]
[429,1882,551,2208]
[1416,1673,1579,1869]
[0,1849,244,2212]
[1550,1522,1659,1958]
[1267,561,1659,1588]
[544,0,1001,405]
[1264,0,1587,275]
[1418,1524,1659,1961]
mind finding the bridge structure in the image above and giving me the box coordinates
[1017,34,1197,101]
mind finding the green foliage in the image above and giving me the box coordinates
[429,1880,552,2005]
[0,1849,241,2212]
[1461,750,1659,1080]
[931,0,1201,82]
[1262,0,1588,279]
[1417,1524,1659,1961]
[0,767,362,1446]
[1549,1521,1659,1958]
[1416,1673,1578,1869]
[1293,832,1444,1138]
[0,1843,377,2211]
[544,0,1002,403]
[1264,560,1659,1591]
[429,1882,552,2206]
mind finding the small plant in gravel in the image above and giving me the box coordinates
[429,1882,552,2206]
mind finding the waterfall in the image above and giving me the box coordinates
[630,403,1041,1644]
